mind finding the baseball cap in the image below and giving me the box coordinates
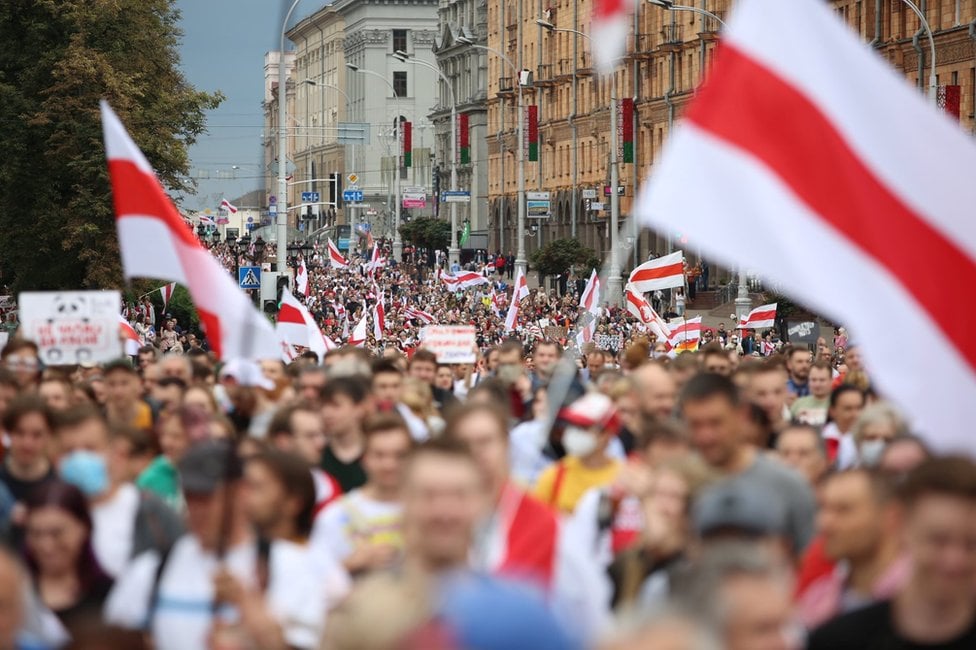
[692,478,788,539]
[178,439,243,495]
[218,358,275,390]
[558,392,621,434]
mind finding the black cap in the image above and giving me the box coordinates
[177,440,242,495]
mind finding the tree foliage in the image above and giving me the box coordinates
[530,239,600,278]
[399,218,452,252]
[0,1,222,291]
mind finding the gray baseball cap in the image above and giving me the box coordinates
[692,478,788,539]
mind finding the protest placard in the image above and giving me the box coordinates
[20,291,122,365]
[420,325,477,364]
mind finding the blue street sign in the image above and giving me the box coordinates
[337,238,351,250]
[238,266,261,289]
[343,189,364,202]
[301,191,320,203]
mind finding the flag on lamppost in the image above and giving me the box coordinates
[458,113,470,164]
[620,98,634,164]
[526,106,539,162]
[403,121,413,168]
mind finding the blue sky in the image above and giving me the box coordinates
[174,0,326,209]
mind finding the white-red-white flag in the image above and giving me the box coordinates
[738,303,778,330]
[668,317,702,353]
[348,312,369,347]
[635,0,976,453]
[625,285,673,346]
[504,269,530,333]
[118,314,141,356]
[158,282,176,312]
[277,288,334,361]
[366,246,386,276]
[219,198,238,214]
[101,101,280,361]
[404,306,436,324]
[441,271,489,293]
[579,269,601,316]
[372,295,386,340]
[627,251,685,293]
[327,238,349,269]
[295,258,310,297]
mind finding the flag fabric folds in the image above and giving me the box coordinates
[579,269,601,316]
[219,198,238,214]
[372,296,386,341]
[348,313,369,347]
[591,0,630,74]
[738,303,778,330]
[627,251,685,293]
[441,271,489,293]
[158,282,176,312]
[101,101,280,361]
[118,314,141,356]
[504,269,530,333]
[404,306,436,324]
[668,317,702,353]
[295,258,310,297]
[327,239,349,269]
[276,288,334,361]
[625,285,673,347]
[634,0,976,453]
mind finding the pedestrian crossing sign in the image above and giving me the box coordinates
[239,266,261,289]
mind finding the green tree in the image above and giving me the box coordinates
[530,239,600,278]
[399,217,452,252]
[0,1,222,291]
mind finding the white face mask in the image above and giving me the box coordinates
[859,439,887,467]
[562,426,599,458]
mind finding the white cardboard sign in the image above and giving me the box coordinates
[20,291,122,365]
[420,325,477,364]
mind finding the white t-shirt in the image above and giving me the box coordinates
[92,483,140,577]
[105,535,349,650]
[509,420,553,488]
[311,489,403,563]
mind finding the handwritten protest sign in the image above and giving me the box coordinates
[420,325,477,364]
[20,291,122,365]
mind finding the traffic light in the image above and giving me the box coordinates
[330,172,342,209]
[276,275,290,303]
[432,165,441,201]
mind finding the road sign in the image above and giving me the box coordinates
[582,189,597,199]
[337,122,371,145]
[527,198,551,218]
[301,191,320,203]
[239,266,261,290]
[268,196,277,205]
[603,185,626,196]
[346,173,359,186]
[402,191,427,209]
[527,191,551,201]
[269,204,277,215]
[441,191,471,203]
[591,202,605,211]
[343,189,364,202]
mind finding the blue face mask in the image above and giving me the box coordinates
[60,450,109,498]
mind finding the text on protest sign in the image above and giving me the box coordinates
[20,291,122,365]
[420,325,477,364]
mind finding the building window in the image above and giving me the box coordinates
[393,71,408,97]
[393,29,408,54]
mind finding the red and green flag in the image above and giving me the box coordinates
[526,105,538,162]
[620,98,634,164]
[458,113,470,164]
[403,120,413,168]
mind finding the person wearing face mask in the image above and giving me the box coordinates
[55,405,183,578]
[533,393,623,516]
[851,402,907,468]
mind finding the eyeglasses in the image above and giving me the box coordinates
[4,356,39,371]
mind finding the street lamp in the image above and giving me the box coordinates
[457,35,527,278]
[278,0,306,276]
[646,0,727,29]
[346,62,404,262]
[394,50,462,267]
[536,21,623,304]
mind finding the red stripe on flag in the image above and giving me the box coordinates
[629,263,684,283]
[278,304,305,325]
[746,308,776,322]
[108,161,198,248]
[688,44,976,374]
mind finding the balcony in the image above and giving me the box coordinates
[660,24,684,50]
[634,33,658,59]
[576,51,593,77]
[556,58,573,78]
[698,10,725,35]
[498,77,515,96]
[536,63,557,87]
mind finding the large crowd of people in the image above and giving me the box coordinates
[0,242,973,650]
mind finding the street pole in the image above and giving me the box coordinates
[536,21,622,302]
[900,0,938,104]
[457,38,523,274]
[393,52,460,265]
[346,63,404,261]
[278,0,305,275]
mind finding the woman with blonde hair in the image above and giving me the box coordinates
[400,378,445,437]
